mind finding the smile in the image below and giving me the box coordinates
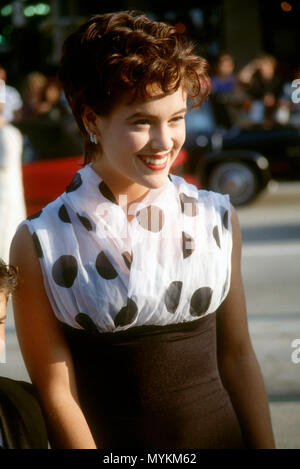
[138,154,169,170]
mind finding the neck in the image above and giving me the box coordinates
[90,162,150,207]
[116,183,150,208]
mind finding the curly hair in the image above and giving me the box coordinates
[0,259,18,295]
[58,11,210,164]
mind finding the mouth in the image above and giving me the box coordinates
[137,153,169,171]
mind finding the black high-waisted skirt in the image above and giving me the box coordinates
[60,312,246,449]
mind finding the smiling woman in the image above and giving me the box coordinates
[10,11,275,449]
[82,87,188,203]
[58,11,210,167]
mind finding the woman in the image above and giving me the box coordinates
[10,11,275,449]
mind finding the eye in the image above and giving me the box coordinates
[132,119,151,126]
[170,115,185,123]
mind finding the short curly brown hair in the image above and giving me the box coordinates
[58,11,210,164]
[0,259,18,295]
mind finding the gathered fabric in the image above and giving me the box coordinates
[19,164,232,333]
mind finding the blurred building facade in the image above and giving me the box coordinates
[0,0,299,87]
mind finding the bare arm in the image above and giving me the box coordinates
[10,225,97,449]
[216,204,275,449]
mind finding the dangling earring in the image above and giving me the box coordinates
[89,132,98,144]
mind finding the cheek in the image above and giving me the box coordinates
[174,124,186,147]
[122,132,149,153]
[103,128,148,157]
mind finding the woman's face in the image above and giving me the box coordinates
[87,86,187,199]
[0,291,7,361]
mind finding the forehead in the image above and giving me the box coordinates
[112,86,187,117]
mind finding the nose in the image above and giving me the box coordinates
[150,124,173,152]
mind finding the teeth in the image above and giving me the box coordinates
[141,156,168,165]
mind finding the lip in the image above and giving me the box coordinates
[137,154,169,171]
[138,153,170,160]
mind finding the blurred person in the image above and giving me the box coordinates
[0,261,15,363]
[37,78,70,120]
[0,259,48,448]
[210,53,248,128]
[17,74,82,161]
[11,11,274,449]
[239,53,283,124]
[0,65,23,123]
[21,71,47,118]
[0,103,26,262]
[276,65,300,126]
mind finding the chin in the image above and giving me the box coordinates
[141,173,169,189]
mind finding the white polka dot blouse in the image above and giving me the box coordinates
[19,164,232,333]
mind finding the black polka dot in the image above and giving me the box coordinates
[222,210,229,230]
[32,232,43,258]
[182,231,195,259]
[179,193,199,217]
[114,298,138,327]
[66,172,82,193]
[52,255,78,288]
[164,281,183,314]
[96,251,118,279]
[77,213,94,231]
[58,204,71,223]
[122,252,132,270]
[27,210,42,220]
[190,287,213,317]
[136,206,164,232]
[99,181,118,205]
[213,226,221,249]
[75,313,99,334]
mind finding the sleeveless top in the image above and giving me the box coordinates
[19,164,232,333]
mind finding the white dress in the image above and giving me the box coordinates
[0,123,26,262]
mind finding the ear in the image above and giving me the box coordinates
[81,105,99,136]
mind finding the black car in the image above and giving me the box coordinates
[184,101,300,205]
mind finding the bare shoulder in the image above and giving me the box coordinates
[10,223,37,265]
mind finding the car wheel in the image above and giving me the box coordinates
[207,161,259,206]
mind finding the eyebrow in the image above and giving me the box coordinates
[127,108,187,120]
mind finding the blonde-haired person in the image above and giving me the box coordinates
[0,260,18,362]
[0,259,48,448]
[11,11,275,449]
